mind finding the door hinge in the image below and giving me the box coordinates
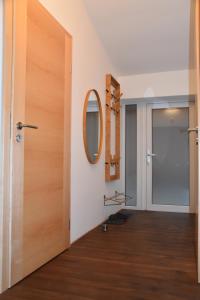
[9,112,12,139]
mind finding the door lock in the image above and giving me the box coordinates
[16,134,23,143]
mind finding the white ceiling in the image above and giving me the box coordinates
[84,0,192,76]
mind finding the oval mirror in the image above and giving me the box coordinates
[83,89,103,164]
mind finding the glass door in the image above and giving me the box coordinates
[146,102,194,213]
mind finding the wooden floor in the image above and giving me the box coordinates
[1,210,200,300]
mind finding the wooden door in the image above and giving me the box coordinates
[11,0,71,285]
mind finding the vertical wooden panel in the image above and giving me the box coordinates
[63,34,72,250]
[1,0,13,292]
[11,0,27,284]
[105,74,121,181]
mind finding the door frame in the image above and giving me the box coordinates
[121,95,196,213]
[0,0,72,292]
[146,101,195,213]
[195,0,200,284]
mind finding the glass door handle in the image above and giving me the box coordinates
[146,151,156,165]
[147,152,156,157]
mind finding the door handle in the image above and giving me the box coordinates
[187,127,198,145]
[16,122,38,130]
[188,127,198,133]
[147,151,156,157]
[146,151,156,165]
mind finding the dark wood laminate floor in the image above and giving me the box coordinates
[1,210,200,300]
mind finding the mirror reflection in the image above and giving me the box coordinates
[83,90,103,164]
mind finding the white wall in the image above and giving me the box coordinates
[38,0,122,242]
[119,69,191,99]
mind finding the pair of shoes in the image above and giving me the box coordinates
[115,212,129,220]
[106,218,125,225]
[106,212,127,225]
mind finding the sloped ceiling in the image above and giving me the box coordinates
[84,0,192,76]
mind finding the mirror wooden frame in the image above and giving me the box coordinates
[83,89,103,164]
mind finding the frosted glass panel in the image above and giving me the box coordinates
[125,105,137,206]
[152,108,189,206]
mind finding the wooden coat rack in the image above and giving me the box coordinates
[105,74,121,181]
